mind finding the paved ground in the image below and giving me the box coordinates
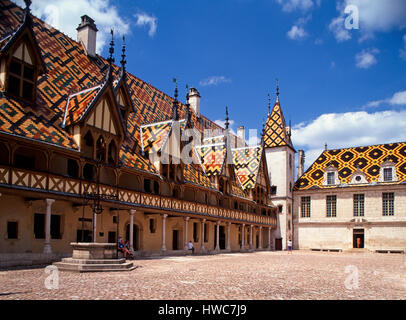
[0,251,405,300]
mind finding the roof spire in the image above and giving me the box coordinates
[267,93,271,116]
[120,36,127,71]
[185,84,192,124]
[225,106,230,130]
[108,29,115,65]
[24,0,32,13]
[276,78,280,104]
[172,78,179,120]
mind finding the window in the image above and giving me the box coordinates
[153,181,160,195]
[7,43,36,102]
[271,186,277,196]
[7,221,18,239]
[96,136,106,162]
[383,168,393,182]
[204,223,208,243]
[144,179,151,193]
[353,194,365,217]
[51,215,61,239]
[301,197,311,218]
[326,195,337,217]
[278,205,283,213]
[149,219,156,234]
[34,213,45,239]
[383,193,394,216]
[67,159,79,178]
[327,172,336,185]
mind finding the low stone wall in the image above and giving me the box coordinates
[0,253,71,268]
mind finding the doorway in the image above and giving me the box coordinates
[214,225,226,250]
[125,224,139,251]
[173,230,179,250]
[275,238,282,251]
[353,229,365,249]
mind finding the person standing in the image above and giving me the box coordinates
[188,241,194,254]
[287,239,293,254]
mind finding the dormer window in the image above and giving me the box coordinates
[383,168,393,182]
[7,43,36,102]
[327,172,335,185]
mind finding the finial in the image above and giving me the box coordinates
[267,93,271,115]
[225,106,230,130]
[120,36,127,71]
[276,78,280,103]
[262,117,266,135]
[173,78,178,101]
[185,84,190,105]
[24,0,32,12]
[108,29,115,65]
[325,143,328,151]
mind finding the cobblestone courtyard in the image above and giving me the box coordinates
[0,251,405,300]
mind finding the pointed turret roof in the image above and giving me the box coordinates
[263,96,294,150]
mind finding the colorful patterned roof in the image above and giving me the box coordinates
[0,1,255,195]
[295,142,406,190]
[62,85,102,127]
[195,143,226,177]
[140,120,173,154]
[264,102,293,149]
[0,97,78,149]
[203,135,225,145]
[232,146,263,190]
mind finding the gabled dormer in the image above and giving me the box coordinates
[114,75,135,132]
[0,2,46,105]
[63,70,126,166]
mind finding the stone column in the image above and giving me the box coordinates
[92,208,98,244]
[184,217,190,250]
[201,219,206,252]
[129,210,136,253]
[215,221,220,252]
[259,226,263,250]
[241,224,245,251]
[161,214,168,251]
[226,222,231,251]
[249,225,253,250]
[268,227,272,250]
[44,199,55,254]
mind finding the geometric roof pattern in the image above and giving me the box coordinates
[295,142,406,191]
[195,143,226,177]
[0,1,262,196]
[232,146,263,190]
[140,120,173,154]
[264,102,293,149]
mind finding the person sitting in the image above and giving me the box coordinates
[118,238,134,259]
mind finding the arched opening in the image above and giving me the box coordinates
[108,140,117,165]
[96,135,106,162]
[83,163,96,181]
[83,131,94,159]
[219,178,225,193]
[50,155,79,178]
[144,179,151,193]
[0,142,9,165]
[153,180,160,195]
[119,173,141,191]
[14,146,46,171]
[173,187,181,199]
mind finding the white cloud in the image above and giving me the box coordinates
[275,0,316,12]
[364,90,406,108]
[292,109,406,169]
[16,0,130,54]
[330,0,406,42]
[199,76,232,87]
[355,48,379,69]
[134,12,158,37]
[401,34,406,60]
[329,16,351,42]
[287,25,308,40]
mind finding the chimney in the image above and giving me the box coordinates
[189,88,201,117]
[77,15,98,57]
[298,150,305,178]
[237,126,245,147]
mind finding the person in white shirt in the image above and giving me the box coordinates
[188,241,194,254]
[287,239,293,254]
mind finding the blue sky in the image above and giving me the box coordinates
[21,0,406,167]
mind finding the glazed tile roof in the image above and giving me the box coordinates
[184,164,213,189]
[195,143,227,177]
[264,102,293,149]
[62,85,103,127]
[232,146,263,190]
[295,142,406,191]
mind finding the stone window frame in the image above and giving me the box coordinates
[382,192,395,216]
[349,169,368,185]
[378,160,398,183]
[326,195,337,218]
[300,196,311,218]
[322,166,340,186]
[353,194,365,217]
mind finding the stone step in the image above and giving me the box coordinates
[61,258,126,265]
[53,261,135,273]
